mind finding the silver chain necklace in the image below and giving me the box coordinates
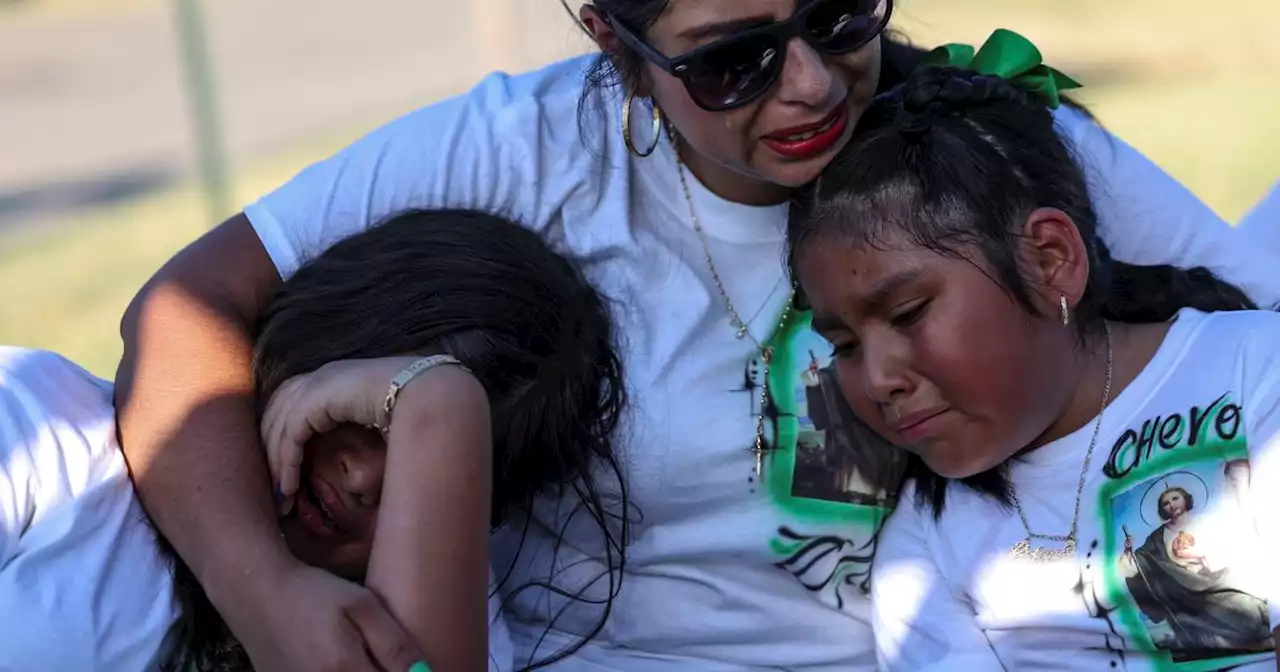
[669,131,795,484]
[1009,322,1114,563]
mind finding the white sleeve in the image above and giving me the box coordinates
[244,64,580,278]
[0,363,38,565]
[1240,319,1280,630]
[1055,107,1280,309]
[871,489,1004,671]
[487,566,515,672]
[1238,181,1280,255]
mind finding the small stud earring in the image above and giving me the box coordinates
[1060,295,1070,326]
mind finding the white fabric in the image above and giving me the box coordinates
[873,308,1280,671]
[488,567,514,672]
[1240,181,1280,258]
[245,55,1280,671]
[0,347,180,671]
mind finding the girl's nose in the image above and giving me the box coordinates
[340,445,386,508]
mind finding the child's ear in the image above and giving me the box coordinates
[1016,207,1090,318]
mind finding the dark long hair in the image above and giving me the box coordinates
[787,66,1255,518]
[163,209,628,671]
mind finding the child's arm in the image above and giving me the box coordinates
[365,366,493,672]
[259,357,493,670]
[871,486,1003,672]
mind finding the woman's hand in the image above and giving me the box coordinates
[222,556,427,672]
[261,357,416,510]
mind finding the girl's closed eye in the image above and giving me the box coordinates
[828,299,929,359]
[888,299,931,329]
[830,337,860,358]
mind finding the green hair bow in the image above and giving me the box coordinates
[922,28,1081,108]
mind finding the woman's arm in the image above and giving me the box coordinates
[116,215,286,596]
[1055,107,1280,308]
[871,487,1003,672]
[116,217,423,671]
[366,366,494,671]
[115,62,564,669]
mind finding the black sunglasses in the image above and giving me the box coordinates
[608,0,893,112]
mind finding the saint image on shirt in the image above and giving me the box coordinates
[790,351,906,506]
[1112,462,1273,662]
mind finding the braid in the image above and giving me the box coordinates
[895,66,1031,138]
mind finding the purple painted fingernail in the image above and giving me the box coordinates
[273,483,283,504]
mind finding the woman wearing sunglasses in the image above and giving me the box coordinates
[114,1,1279,670]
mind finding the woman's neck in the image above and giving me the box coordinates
[678,138,791,206]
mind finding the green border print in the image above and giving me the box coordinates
[763,307,889,529]
[1094,396,1269,671]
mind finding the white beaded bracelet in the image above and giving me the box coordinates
[372,354,471,435]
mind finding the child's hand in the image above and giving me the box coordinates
[261,357,416,512]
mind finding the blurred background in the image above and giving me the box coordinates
[2,0,1277,377]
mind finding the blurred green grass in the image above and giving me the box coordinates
[2,0,1277,378]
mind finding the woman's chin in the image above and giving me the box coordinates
[754,147,848,189]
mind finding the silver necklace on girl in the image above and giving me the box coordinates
[669,130,796,486]
[1009,321,1114,562]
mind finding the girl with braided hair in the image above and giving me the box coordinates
[788,57,1280,671]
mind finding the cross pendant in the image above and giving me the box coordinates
[752,443,765,484]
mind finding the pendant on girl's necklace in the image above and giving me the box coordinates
[1010,538,1076,562]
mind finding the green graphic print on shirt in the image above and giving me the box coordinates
[760,309,908,611]
[1094,392,1275,670]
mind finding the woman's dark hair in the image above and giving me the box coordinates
[561,0,926,136]
[786,65,1256,518]
[162,209,628,671]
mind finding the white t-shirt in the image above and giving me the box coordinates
[244,55,1280,671]
[0,347,180,670]
[1240,181,1280,258]
[873,308,1280,672]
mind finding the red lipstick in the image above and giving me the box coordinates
[761,100,850,160]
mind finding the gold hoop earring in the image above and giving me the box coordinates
[1060,295,1071,326]
[622,93,662,158]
